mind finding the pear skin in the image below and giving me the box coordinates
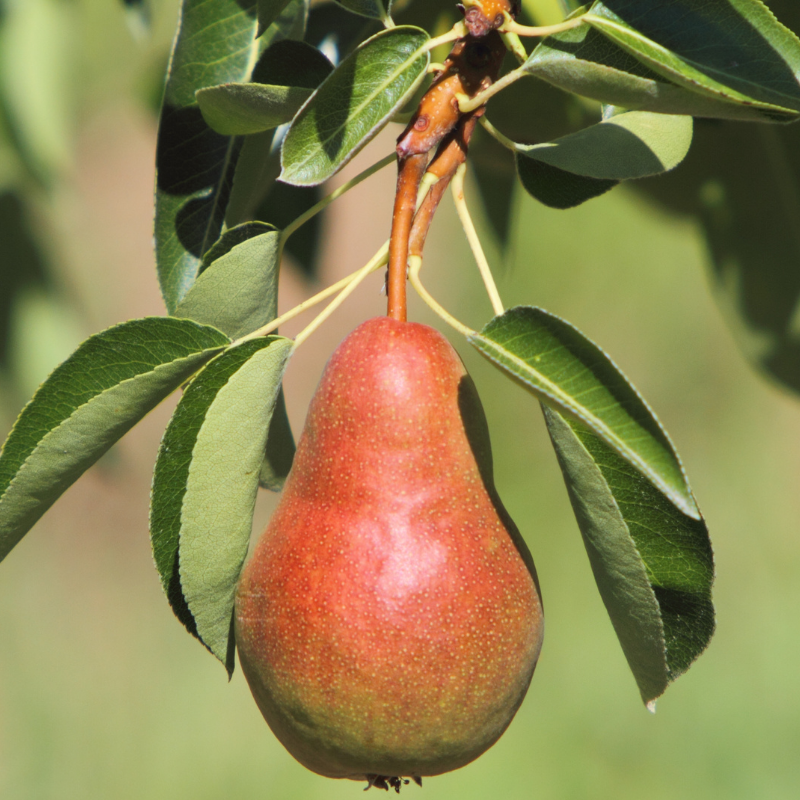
[235,317,544,782]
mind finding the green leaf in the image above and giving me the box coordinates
[334,0,389,21]
[256,181,324,277]
[469,306,699,518]
[280,25,430,186]
[633,116,800,394]
[196,83,314,136]
[516,111,693,180]
[259,387,295,490]
[225,130,282,228]
[583,0,800,121]
[155,0,261,313]
[173,223,280,340]
[257,0,295,37]
[196,38,334,136]
[221,38,334,226]
[513,110,692,209]
[522,16,799,120]
[543,406,714,707]
[517,156,617,209]
[150,336,294,674]
[0,0,75,184]
[0,319,230,563]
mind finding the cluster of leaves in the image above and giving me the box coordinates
[1,0,799,707]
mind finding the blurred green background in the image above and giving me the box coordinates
[2,1,800,798]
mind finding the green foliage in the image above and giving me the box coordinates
[514,110,693,207]
[174,222,281,340]
[470,306,699,519]
[544,407,714,705]
[280,25,430,185]
[150,336,294,674]
[7,0,800,766]
[584,0,800,120]
[0,319,229,562]
[524,0,800,121]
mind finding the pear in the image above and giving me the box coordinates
[235,317,544,785]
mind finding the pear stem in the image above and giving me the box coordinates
[388,153,428,321]
[408,255,475,338]
[279,153,395,247]
[233,241,389,347]
[450,163,505,317]
[294,242,390,346]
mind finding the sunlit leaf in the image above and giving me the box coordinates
[155,0,261,313]
[174,223,280,340]
[514,111,692,208]
[280,25,430,185]
[544,406,714,706]
[0,319,229,563]
[469,306,699,518]
[150,336,294,674]
[516,111,693,179]
[523,12,800,121]
[155,0,307,313]
[584,0,800,121]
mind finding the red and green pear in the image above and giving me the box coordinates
[235,317,544,785]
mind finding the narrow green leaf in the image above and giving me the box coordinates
[583,0,800,120]
[334,0,389,21]
[544,406,714,706]
[516,111,693,180]
[280,25,430,186]
[522,18,798,120]
[173,223,280,340]
[155,0,261,313]
[150,336,294,673]
[469,306,699,518]
[0,319,230,563]
[196,83,314,136]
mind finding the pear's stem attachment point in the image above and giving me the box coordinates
[451,163,505,317]
[294,243,390,346]
[408,255,475,339]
